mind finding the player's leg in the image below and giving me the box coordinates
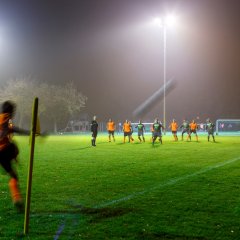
[112,132,115,142]
[152,135,157,145]
[176,133,178,141]
[138,133,142,142]
[142,133,145,142]
[130,133,134,142]
[93,132,97,146]
[159,135,163,144]
[195,132,198,142]
[1,149,23,212]
[187,131,191,141]
[9,172,24,212]
[208,133,210,142]
[212,134,216,142]
[91,132,95,146]
[108,131,111,142]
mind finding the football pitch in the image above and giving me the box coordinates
[0,134,240,239]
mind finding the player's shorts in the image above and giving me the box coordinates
[124,132,131,137]
[190,129,197,134]
[108,130,114,135]
[92,131,98,138]
[172,131,177,134]
[208,131,214,135]
[0,143,19,174]
[138,131,144,137]
[153,132,162,138]
[182,129,189,134]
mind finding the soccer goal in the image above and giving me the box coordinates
[216,119,240,135]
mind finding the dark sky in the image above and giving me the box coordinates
[0,0,240,122]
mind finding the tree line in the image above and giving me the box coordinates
[0,78,87,132]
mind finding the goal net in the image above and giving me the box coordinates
[216,119,240,135]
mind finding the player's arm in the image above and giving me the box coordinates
[12,126,30,135]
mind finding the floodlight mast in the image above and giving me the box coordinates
[153,15,177,134]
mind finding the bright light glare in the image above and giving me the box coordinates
[152,17,162,27]
[152,14,178,28]
[165,14,178,27]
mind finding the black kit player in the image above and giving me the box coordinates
[0,101,30,212]
[180,119,190,141]
[91,116,98,146]
[152,118,164,145]
[206,119,216,142]
[135,120,145,142]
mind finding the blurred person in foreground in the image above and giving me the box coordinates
[0,101,29,212]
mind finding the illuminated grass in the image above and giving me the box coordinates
[0,134,239,239]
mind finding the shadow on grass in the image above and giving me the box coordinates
[70,146,93,151]
[138,231,208,240]
[34,205,134,223]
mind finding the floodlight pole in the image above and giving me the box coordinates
[163,25,167,134]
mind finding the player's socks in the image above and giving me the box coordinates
[208,136,210,142]
[9,178,23,212]
[196,136,198,142]
[143,137,145,142]
[213,136,215,142]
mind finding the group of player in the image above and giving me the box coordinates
[91,117,216,146]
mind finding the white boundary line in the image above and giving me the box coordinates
[96,156,240,208]
[51,156,239,239]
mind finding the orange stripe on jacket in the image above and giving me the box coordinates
[0,113,11,150]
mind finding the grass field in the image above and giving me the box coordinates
[0,134,240,239]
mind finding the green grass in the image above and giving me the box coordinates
[0,134,240,239]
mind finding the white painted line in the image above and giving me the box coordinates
[96,156,240,208]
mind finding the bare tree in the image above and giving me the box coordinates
[62,81,88,118]
[0,78,36,127]
[0,78,87,131]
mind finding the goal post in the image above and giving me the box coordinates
[216,119,240,135]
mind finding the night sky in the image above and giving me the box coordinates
[0,0,240,123]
